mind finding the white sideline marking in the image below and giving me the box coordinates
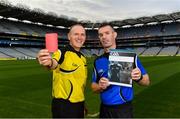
[87,112,99,117]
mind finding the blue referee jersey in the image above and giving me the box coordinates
[92,52,147,105]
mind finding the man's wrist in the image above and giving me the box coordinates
[48,58,53,68]
[135,74,143,82]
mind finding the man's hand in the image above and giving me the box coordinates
[98,77,110,90]
[131,68,142,81]
[37,49,52,67]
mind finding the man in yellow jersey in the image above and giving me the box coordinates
[37,24,87,118]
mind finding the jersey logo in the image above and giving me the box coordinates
[72,63,78,67]
[98,69,105,77]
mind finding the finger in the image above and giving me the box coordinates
[132,73,141,80]
[38,57,51,65]
[40,49,49,53]
[99,80,108,85]
[99,80,109,88]
[41,59,51,66]
[132,76,140,80]
[132,68,141,76]
[132,73,141,78]
[100,77,109,82]
[38,49,50,55]
[132,69,139,73]
[39,55,51,60]
[39,52,50,57]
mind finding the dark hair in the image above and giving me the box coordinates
[98,23,114,30]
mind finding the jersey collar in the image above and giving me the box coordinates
[67,45,83,58]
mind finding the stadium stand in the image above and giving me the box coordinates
[0,47,27,58]
[0,50,11,58]
[0,1,180,58]
[158,46,179,56]
[14,47,38,58]
[141,47,161,56]
[134,47,147,55]
[29,48,41,53]
[176,46,180,56]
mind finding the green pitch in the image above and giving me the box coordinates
[0,56,180,118]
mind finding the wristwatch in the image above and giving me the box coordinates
[135,74,143,82]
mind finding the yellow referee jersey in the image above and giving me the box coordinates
[52,45,87,103]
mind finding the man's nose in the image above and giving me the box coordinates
[78,35,83,39]
[101,34,106,39]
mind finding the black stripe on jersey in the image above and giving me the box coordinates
[66,80,73,100]
[59,66,79,73]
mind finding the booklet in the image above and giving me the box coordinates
[108,49,136,87]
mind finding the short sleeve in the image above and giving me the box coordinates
[135,56,147,75]
[52,49,61,62]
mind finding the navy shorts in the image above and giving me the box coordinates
[52,98,84,118]
[100,101,133,118]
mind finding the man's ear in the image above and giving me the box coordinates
[113,32,117,39]
[67,33,70,41]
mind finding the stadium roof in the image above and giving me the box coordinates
[110,12,180,27]
[0,1,78,27]
[1,1,180,28]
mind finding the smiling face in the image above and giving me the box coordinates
[98,25,117,52]
[68,25,86,51]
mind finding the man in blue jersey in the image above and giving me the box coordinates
[91,23,150,118]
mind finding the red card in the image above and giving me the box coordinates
[45,33,58,52]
